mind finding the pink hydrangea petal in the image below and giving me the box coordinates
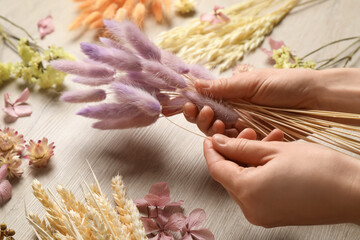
[141,218,160,234]
[4,93,12,107]
[133,198,149,207]
[261,47,274,57]
[159,232,173,240]
[14,104,32,117]
[188,208,206,228]
[190,229,215,240]
[218,12,230,22]
[200,13,216,23]
[3,107,18,118]
[14,88,30,104]
[268,37,285,50]
[181,233,192,240]
[38,15,54,39]
[144,194,170,207]
[148,235,161,240]
[149,182,170,198]
[0,179,12,205]
[0,165,7,180]
[166,200,184,207]
[165,213,186,232]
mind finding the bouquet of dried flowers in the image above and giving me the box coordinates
[0,16,73,89]
[52,20,360,156]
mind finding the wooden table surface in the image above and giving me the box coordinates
[1,0,360,239]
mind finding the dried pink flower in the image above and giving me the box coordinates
[3,88,32,121]
[0,164,12,205]
[261,37,286,60]
[25,138,55,168]
[200,6,230,24]
[0,151,23,179]
[37,15,55,39]
[134,182,184,209]
[0,128,26,152]
[142,209,186,240]
[181,209,214,240]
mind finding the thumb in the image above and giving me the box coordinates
[194,72,258,99]
[211,134,276,166]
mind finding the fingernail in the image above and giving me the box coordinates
[212,134,228,145]
[195,80,210,90]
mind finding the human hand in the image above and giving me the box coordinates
[183,68,360,136]
[203,132,360,227]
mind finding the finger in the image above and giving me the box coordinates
[262,129,284,142]
[203,138,244,190]
[183,102,198,123]
[162,108,182,117]
[211,134,277,166]
[207,120,225,136]
[237,128,257,140]
[224,128,239,138]
[196,106,214,135]
[194,71,260,99]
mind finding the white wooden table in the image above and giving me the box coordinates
[1,0,360,239]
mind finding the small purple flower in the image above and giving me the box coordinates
[181,209,214,240]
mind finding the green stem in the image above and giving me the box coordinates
[301,36,360,59]
[344,45,360,67]
[0,15,34,41]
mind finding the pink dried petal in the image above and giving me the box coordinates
[181,233,192,240]
[133,198,149,207]
[268,37,285,50]
[14,104,32,117]
[165,213,186,232]
[144,194,170,207]
[159,232,173,240]
[213,5,224,11]
[261,48,274,57]
[200,13,216,23]
[3,107,18,118]
[141,218,160,234]
[60,89,106,103]
[218,12,230,22]
[4,93,11,108]
[14,88,30,104]
[188,208,206,228]
[166,200,184,207]
[149,182,170,198]
[190,229,215,240]
[0,179,12,205]
[0,164,7,180]
[37,15,54,39]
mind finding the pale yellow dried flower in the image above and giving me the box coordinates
[174,0,196,14]
[25,137,55,167]
[0,127,25,153]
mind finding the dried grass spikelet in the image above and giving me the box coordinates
[69,0,172,30]
[27,174,147,240]
[157,0,299,72]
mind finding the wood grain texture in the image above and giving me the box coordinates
[0,0,360,239]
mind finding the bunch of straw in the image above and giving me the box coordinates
[157,0,299,72]
[26,173,147,240]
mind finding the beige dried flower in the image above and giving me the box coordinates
[25,137,55,167]
[0,127,25,153]
[175,0,196,14]
[0,151,23,179]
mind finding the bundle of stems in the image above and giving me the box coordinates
[157,0,300,72]
[53,20,360,157]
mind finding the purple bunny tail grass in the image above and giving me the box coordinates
[92,113,158,130]
[51,60,115,78]
[60,89,106,103]
[77,103,140,119]
[80,42,142,72]
[160,50,189,74]
[105,20,161,61]
[127,71,172,91]
[188,64,217,80]
[72,76,114,86]
[111,82,162,117]
[99,37,133,54]
[114,73,158,94]
[156,92,170,105]
[143,60,187,89]
[180,90,238,124]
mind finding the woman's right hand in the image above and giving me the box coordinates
[183,68,360,136]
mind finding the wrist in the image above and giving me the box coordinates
[313,68,360,113]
